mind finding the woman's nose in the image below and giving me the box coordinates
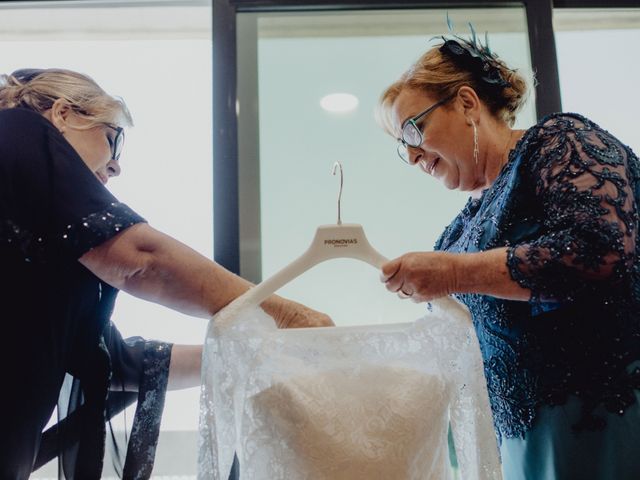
[107,159,121,177]
[406,145,423,166]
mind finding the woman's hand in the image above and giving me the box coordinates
[380,251,460,303]
[261,296,334,328]
[380,249,531,302]
[278,302,334,328]
[280,308,334,329]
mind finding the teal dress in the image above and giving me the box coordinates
[435,113,640,479]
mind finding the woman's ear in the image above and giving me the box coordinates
[456,86,481,125]
[49,98,72,133]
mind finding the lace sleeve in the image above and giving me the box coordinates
[122,340,172,479]
[506,114,638,303]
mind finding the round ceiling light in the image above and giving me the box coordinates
[319,93,359,113]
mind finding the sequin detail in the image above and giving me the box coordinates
[0,217,46,263]
[436,113,640,440]
[0,202,145,262]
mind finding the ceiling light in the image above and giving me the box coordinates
[320,93,359,113]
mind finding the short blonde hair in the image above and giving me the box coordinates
[0,68,133,128]
[377,43,528,135]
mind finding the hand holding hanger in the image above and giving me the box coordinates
[380,251,461,303]
[215,162,461,325]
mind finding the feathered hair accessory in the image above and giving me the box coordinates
[437,15,512,89]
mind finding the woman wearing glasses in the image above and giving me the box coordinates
[0,68,330,479]
[377,38,640,479]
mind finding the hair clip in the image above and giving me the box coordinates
[11,68,45,83]
[437,15,511,89]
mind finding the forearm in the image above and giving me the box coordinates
[114,229,250,318]
[80,224,323,325]
[453,247,531,301]
[167,344,202,390]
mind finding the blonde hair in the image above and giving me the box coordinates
[0,68,133,128]
[377,44,528,135]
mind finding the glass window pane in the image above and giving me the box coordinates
[554,8,640,152]
[241,8,536,327]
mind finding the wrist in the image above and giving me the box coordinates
[448,252,465,294]
[449,251,481,295]
[261,295,289,326]
[448,248,522,299]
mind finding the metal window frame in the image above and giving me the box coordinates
[214,0,564,274]
[554,0,640,6]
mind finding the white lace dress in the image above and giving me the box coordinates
[198,295,501,480]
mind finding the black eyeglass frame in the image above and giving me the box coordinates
[396,93,455,164]
[105,124,125,162]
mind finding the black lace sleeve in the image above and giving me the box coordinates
[104,323,173,478]
[506,114,639,303]
[33,326,173,477]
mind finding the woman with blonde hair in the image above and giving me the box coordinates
[378,36,640,479]
[0,68,330,478]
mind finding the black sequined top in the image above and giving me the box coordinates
[435,113,640,440]
[0,108,171,478]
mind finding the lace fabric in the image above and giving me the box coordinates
[506,114,638,304]
[122,340,172,479]
[435,113,640,439]
[198,295,501,480]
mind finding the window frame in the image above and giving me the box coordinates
[214,0,562,275]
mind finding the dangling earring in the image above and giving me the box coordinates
[471,119,479,165]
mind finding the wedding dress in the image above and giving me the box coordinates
[198,295,501,480]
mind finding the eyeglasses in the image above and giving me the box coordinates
[105,124,125,162]
[396,94,454,164]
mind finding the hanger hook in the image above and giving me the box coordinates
[331,161,343,225]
